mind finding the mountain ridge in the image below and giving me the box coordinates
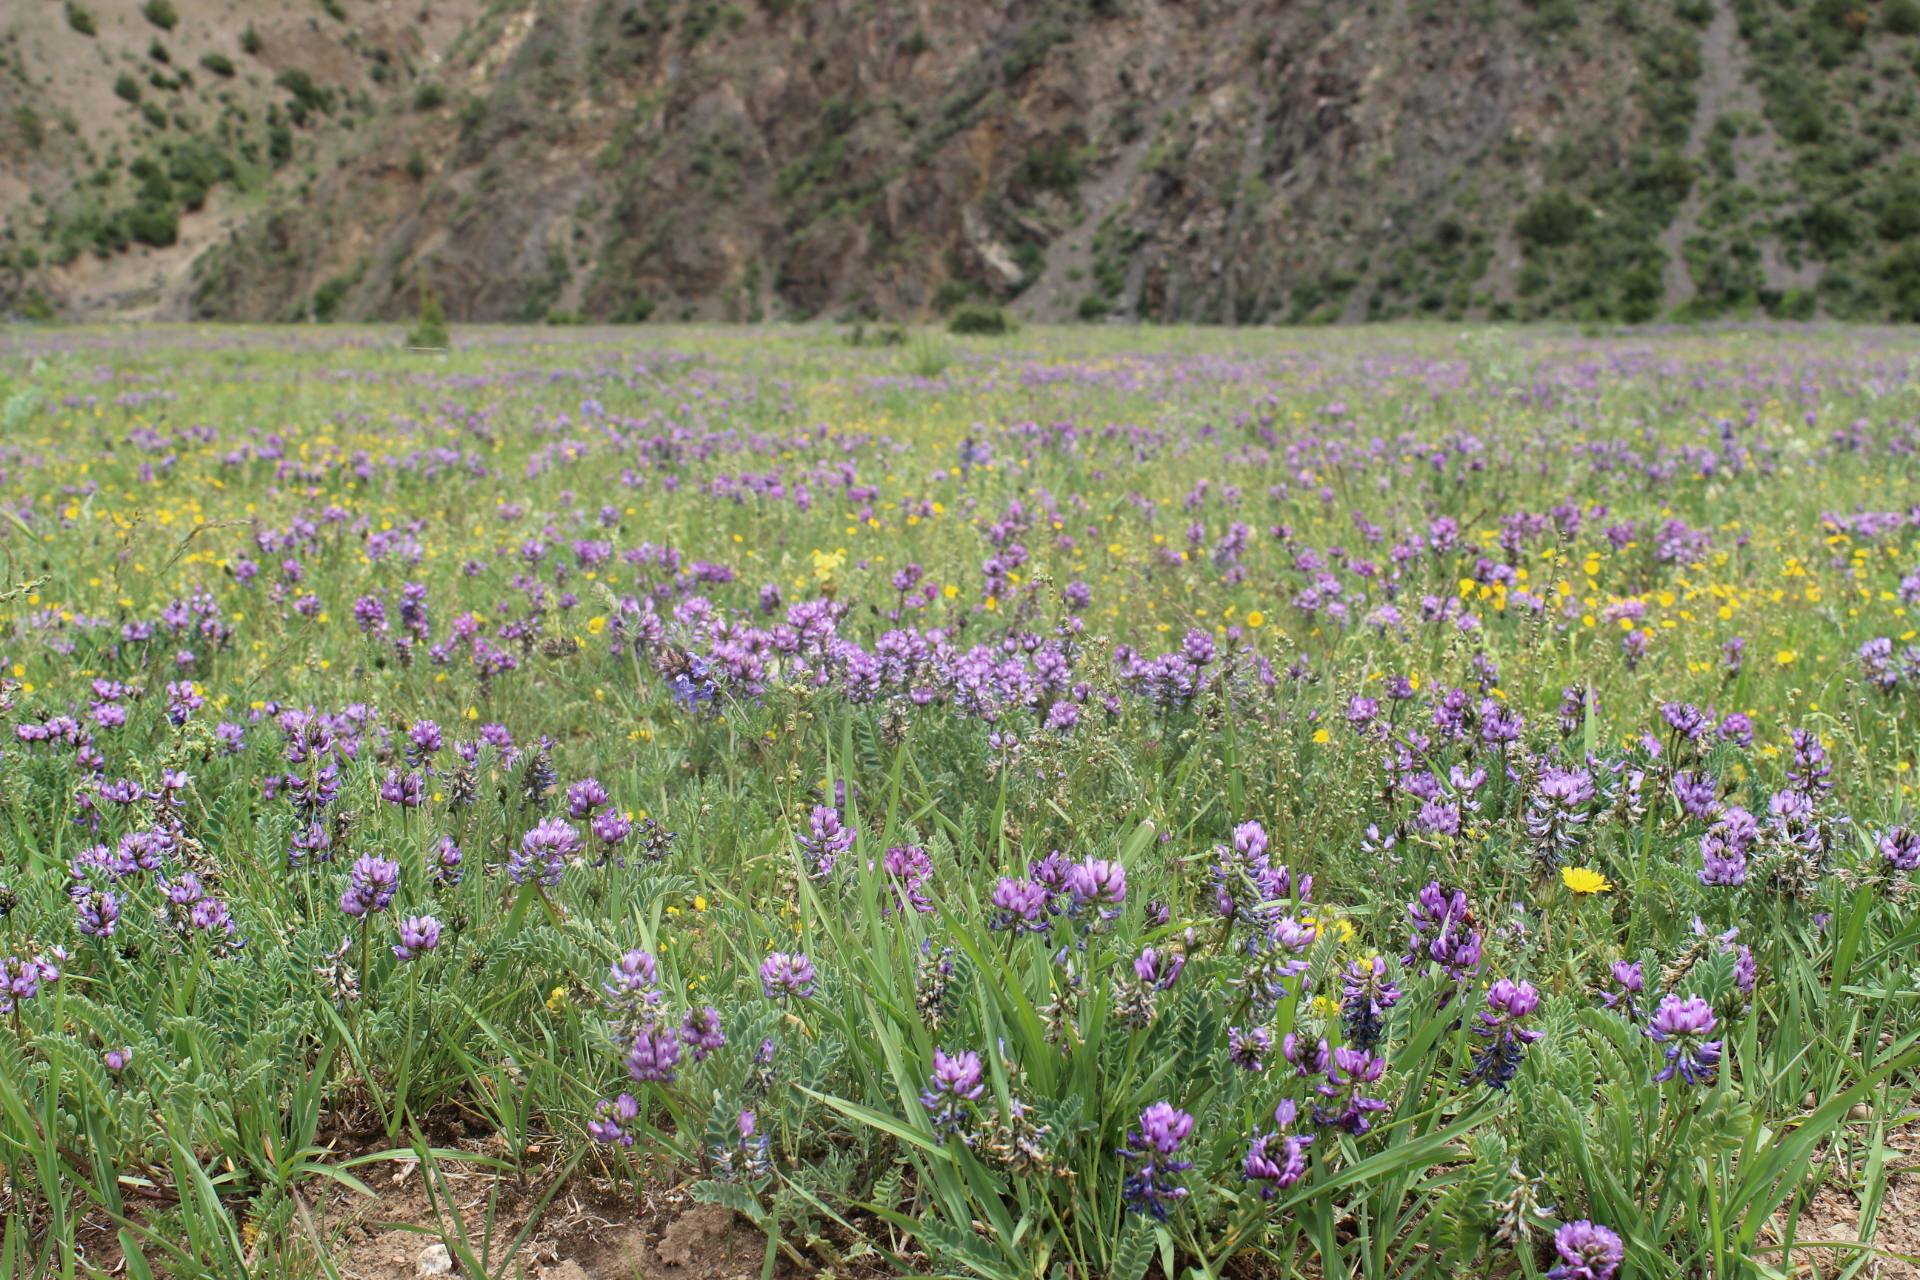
[4,0,1919,324]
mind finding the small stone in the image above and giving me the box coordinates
[416,1243,453,1277]
[1848,1104,1871,1122]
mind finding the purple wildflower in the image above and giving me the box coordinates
[1119,1102,1194,1219]
[759,952,816,1001]
[1647,994,1721,1085]
[1547,1220,1624,1280]
[392,914,442,961]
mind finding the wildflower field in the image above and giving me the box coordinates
[1,324,1919,1280]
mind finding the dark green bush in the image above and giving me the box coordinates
[1766,74,1828,144]
[312,275,352,322]
[1775,287,1817,319]
[407,276,450,348]
[1889,0,1920,33]
[127,201,179,248]
[1516,190,1587,247]
[14,106,44,151]
[1803,202,1856,255]
[1881,243,1920,319]
[66,4,97,35]
[201,52,236,76]
[114,74,142,105]
[413,81,447,111]
[1874,181,1920,240]
[947,302,1014,335]
[931,279,972,314]
[142,0,178,30]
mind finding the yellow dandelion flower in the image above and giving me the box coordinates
[1562,866,1612,895]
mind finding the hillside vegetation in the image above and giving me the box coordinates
[3,0,1919,323]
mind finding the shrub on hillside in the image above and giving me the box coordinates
[946,303,1013,335]
[126,202,179,248]
[1516,191,1587,248]
[407,276,450,349]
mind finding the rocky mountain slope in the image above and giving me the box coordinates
[4,0,1919,324]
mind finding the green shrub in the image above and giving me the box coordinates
[276,69,335,119]
[1516,190,1587,247]
[1880,242,1920,319]
[114,74,143,105]
[413,81,447,111]
[946,302,1013,335]
[66,4,97,35]
[1766,74,1828,144]
[13,106,44,151]
[1077,294,1110,320]
[126,201,179,248]
[142,0,178,30]
[844,322,907,347]
[1530,0,1580,32]
[1889,0,1920,33]
[1016,138,1085,193]
[1874,181,1920,240]
[1775,287,1818,319]
[200,52,236,77]
[407,275,450,348]
[930,279,972,314]
[240,24,262,54]
[311,274,353,322]
[457,95,488,137]
[1803,202,1856,256]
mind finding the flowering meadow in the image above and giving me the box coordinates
[1,324,1919,1279]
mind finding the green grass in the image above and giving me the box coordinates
[0,324,1914,1277]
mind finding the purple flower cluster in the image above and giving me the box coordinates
[918,1048,985,1143]
[1468,978,1543,1090]
[392,914,441,961]
[1405,881,1483,999]
[1119,1102,1194,1219]
[759,951,817,1001]
[1647,994,1721,1085]
[1242,1098,1314,1196]
[510,817,580,887]
[1548,1220,1623,1280]
[340,855,400,918]
[799,805,855,880]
